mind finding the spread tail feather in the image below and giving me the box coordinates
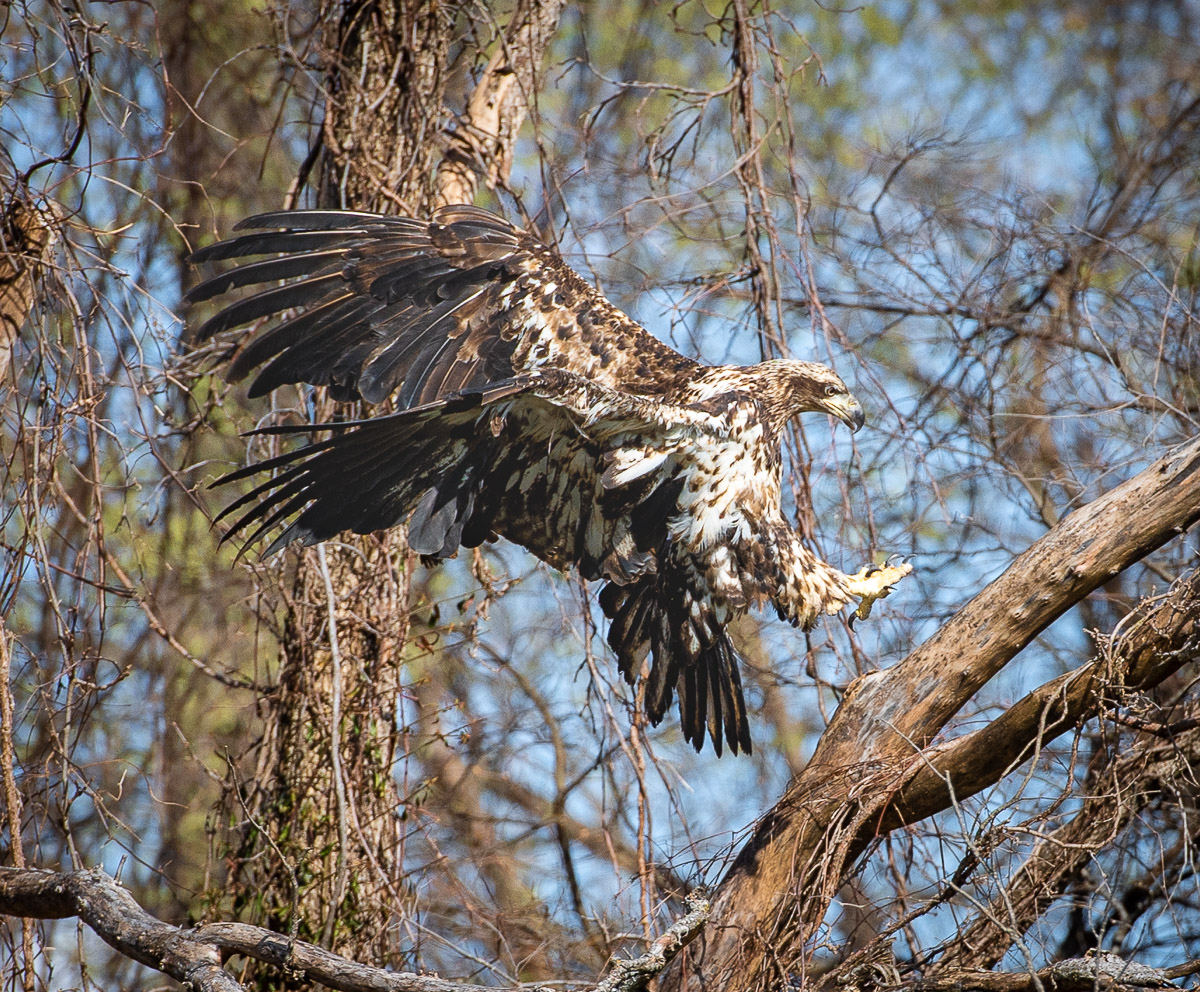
[600,571,751,756]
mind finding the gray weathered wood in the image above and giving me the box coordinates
[0,866,242,992]
[1,865,707,992]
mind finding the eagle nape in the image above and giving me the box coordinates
[192,204,913,755]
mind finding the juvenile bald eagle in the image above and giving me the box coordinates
[189,205,910,755]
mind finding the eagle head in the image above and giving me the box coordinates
[754,359,864,435]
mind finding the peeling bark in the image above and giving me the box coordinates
[435,0,567,206]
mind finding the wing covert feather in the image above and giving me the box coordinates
[189,205,698,405]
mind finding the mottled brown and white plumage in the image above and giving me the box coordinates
[190,205,910,755]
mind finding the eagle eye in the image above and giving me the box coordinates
[824,384,840,397]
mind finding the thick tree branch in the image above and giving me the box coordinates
[435,0,567,206]
[0,867,707,992]
[679,435,1200,991]
[819,437,1200,771]
[0,867,241,992]
[913,954,1200,992]
[873,568,1200,837]
[194,921,503,992]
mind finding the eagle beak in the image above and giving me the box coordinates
[826,393,865,433]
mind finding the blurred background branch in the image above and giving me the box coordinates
[2,0,1199,989]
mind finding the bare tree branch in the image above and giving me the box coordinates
[874,568,1200,837]
[0,630,34,992]
[0,867,241,992]
[593,892,710,992]
[928,721,1200,971]
[679,435,1200,990]
[195,920,514,992]
[0,867,708,992]
[914,954,1200,992]
[436,0,568,206]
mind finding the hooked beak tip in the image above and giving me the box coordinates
[816,390,865,433]
[829,395,865,433]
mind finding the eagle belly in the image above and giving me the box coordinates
[664,413,778,611]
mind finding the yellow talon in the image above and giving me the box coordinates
[847,561,913,620]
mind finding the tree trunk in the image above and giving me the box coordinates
[218,0,567,978]
[0,197,54,387]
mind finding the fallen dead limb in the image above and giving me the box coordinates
[0,866,709,992]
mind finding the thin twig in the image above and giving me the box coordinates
[317,543,351,950]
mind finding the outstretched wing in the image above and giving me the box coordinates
[216,374,678,580]
[188,205,698,406]
[215,369,767,754]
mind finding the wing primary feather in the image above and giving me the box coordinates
[245,299,375,397]
[185,250,348,304]
[211,432,342,488]
[231,210,408,232]
[234,486,326,553]
[703,638,722,756]
[394,322,469,409]
[214,462,316,526]
[193,274,347,342]
[188,228,363,265]
[362,284,491,405]
[226,294,362,371]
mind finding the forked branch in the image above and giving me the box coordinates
[678,435,1200,991]
[873,567,1200,838]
